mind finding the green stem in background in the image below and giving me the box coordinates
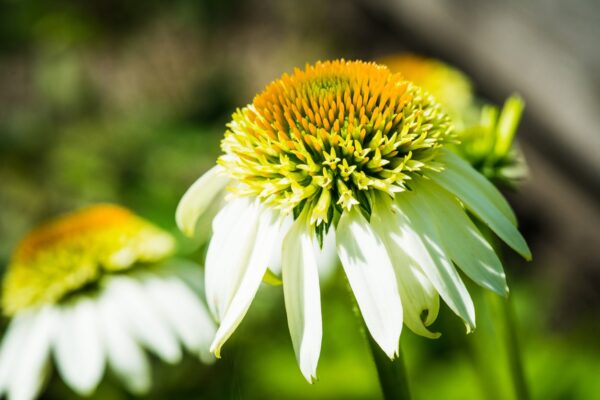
[366,333,412,400]
[475,219,530,400]
[498,294,529,400]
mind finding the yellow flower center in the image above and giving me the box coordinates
[2,205,175,315]
[219,60,453,230]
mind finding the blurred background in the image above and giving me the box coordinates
[0,0,598,399]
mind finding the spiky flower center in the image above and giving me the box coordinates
[2,205,174,315]
[219,60,453,231]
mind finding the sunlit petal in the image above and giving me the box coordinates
[282,213,322,382]
[211,206,282,357]
[176,165,229,237]
[394,191,476,332]
[205,198,261,321]
[337,207,403,358]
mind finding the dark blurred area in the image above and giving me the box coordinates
[0,0,598,399]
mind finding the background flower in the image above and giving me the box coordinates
[0,205,215,400]
[382,54,528,187]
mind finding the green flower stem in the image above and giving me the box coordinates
[366,332,412,400]
[347,281,411,399]
[495,294,529,400]
[475,219,529,400]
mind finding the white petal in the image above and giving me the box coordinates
[103,276,182,363]
[315,227,338,283]
[393,190,476,331]
[176,165,229,237]
[9,306,58,400]
[141,274,216,363]
[53,299,105,396]
[430,150,531,260]
[336,207,403,358]
[0,311,36,395]
[97,293,151,395]
[397,264,441,338]
[370,197,440,339]
[417,182,508,295]
[282,214,322,382]
[210,205,281,357]
[205,198,261,321]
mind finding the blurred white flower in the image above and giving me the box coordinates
[0,205,215,399]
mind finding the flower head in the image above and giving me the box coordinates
[177,60,531,382]
[0,205,215,399]
[220,60,452,237]
[2,204,174,315]
[382,54,527,186]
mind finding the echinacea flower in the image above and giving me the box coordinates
[0,205,215,400]
[382,54,528,186]
[177,60,531,382]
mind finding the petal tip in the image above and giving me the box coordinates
[209,342,222,359]
[382,342,400,360]
[465,323,476,335]
[301,369,318,384]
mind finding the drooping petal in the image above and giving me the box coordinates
[205,198,261,321]
[282,213,322,382]
[53,298,105,396]
[336,207,403,358]
[103,276,182,363]
[430,150,531,260]
[416,181,508,295]
[176,165,229,237]
[210,206,282,357]
[0,311,35,395]
[97,293,151,395]
[393,190,476,331]
[370,196,440,339]
[8,306,58,400]
[141,274,216,363]
[397,264,441,338]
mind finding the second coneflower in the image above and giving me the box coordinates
[177,60,531,382]
[0,205,216,400]
[382,54,528,186]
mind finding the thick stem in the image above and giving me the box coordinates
[499,295,529,400]
[476,220,530,400]
[346,281,411,399]
[366,332,412,400]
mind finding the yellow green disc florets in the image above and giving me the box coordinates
[219,60,453,227]
[2,204,175,315]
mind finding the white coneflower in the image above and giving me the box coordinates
[176,60,531,382]
[0,205,216,400]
